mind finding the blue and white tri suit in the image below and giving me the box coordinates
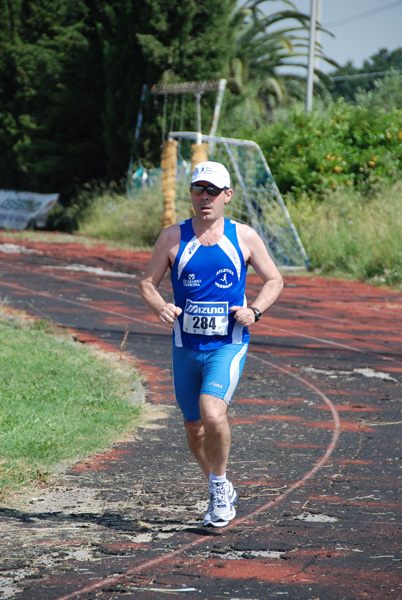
[171,218,249,421]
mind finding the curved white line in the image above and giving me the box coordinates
[55,353,342,600]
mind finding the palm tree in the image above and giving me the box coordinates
[225,0,336,125]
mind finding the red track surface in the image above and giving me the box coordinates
[0,235,401,600]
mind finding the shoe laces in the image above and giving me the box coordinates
[211,481,228,507]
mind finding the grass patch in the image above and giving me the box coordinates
[0,309,142,497]
[76,180,164,248]
[0,230,114,248]
[287,180,402,288]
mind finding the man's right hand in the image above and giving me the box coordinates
[159,303,182,324]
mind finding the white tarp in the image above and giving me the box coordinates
[0,190,59,230]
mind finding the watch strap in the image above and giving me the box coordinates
[250,306,262,322]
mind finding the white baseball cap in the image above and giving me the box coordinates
[191,161,230,189]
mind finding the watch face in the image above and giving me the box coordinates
[251,307,262,321]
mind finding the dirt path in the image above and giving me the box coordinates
[0,235,401,600]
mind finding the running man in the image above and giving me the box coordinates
[140,161,283,527]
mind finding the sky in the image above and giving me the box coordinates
[268,0,402,73]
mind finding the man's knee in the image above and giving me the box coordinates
[199,394,228,431]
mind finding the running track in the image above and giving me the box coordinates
[0,236,401,600]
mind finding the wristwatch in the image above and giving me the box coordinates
[249,306,262,322]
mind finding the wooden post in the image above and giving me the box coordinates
[161,140,178,228]
[189,143,209,217]
[191,143,208,172]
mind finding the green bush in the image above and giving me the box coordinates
[245,99,402,199]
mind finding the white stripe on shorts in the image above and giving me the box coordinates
[224,343,248,403]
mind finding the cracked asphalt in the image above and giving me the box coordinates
[0,235,401,600]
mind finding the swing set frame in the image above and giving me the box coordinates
[127,79,227,228]
[129,78,226,167]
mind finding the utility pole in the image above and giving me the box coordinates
[306,0,319,112]
[315,0,322,72]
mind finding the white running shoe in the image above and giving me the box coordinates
[203,499,228,528]
[203,480,237,528]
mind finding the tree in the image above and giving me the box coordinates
[0,0,106,196]
[330,47,402,102]
[99,0,233,176]
[220,0,336,130]
[0,0,234,195]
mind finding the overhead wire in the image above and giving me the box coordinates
[326,0,402,28]
[332,69,402,81]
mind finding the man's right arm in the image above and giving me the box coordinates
[139,225,182,324]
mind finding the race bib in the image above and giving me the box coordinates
[183,300,229,336]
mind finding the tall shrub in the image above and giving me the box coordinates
[249,99,402,199]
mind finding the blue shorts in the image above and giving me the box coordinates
[172,342,248,422]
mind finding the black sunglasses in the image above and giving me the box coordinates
[190,184,227,197]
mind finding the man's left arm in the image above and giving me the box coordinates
[230,225,284,327]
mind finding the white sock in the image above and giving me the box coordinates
[209,472,227,484]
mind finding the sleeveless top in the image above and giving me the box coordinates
[170,218,249,350]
